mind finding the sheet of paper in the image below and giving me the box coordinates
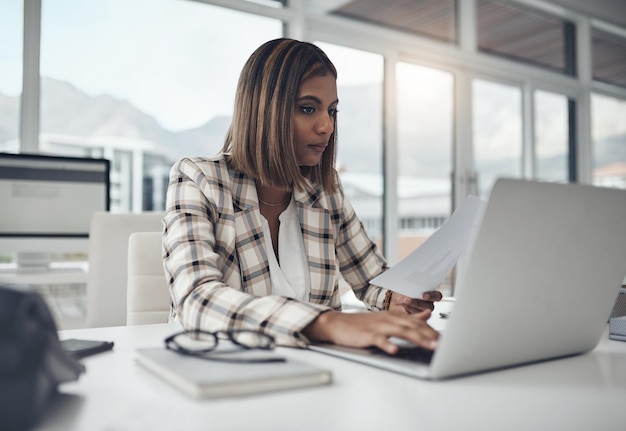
[370,195,486,298]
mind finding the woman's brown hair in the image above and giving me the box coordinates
[221,38,338,193]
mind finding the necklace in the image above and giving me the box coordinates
[258,196,289,207]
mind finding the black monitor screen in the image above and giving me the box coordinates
[0,153,110,238]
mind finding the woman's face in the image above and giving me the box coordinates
[293,73,338,167]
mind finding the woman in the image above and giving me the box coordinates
[163,38,441,355]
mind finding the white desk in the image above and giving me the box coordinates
[36,322,626,431]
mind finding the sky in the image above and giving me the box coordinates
[1,0,282,131]
[0,0,23,97]
[1,0,624,141]
[0,0,384,132]
[37,0,283,131]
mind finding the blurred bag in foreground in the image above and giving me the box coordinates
[0,285,84,431]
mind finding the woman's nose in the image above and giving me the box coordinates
[316,113,334,134]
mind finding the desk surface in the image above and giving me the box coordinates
[36,322,626,431]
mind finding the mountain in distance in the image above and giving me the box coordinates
[42,78,167,139]
[0,77,229,161]
[172,115,231,159]
[41,78,231,161]
[0,77,387,169]
[334,84,384,173]
[0,76,623,177]
[595,133,626,167]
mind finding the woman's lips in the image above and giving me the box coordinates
[309,143,327,153]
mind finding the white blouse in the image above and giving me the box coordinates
[259,198,311,301]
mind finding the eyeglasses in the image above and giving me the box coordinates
[164,329,284,363]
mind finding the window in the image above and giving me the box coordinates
[331,0,457,43]
[396,63,453,259]
[534,90,569,182]
[315,42,384,244]
[472,79,523,197]
[477,0,576,75]
[592,94,626,189]
[592,28,626,88]
[0,0,23,153]
[39,0,282,212]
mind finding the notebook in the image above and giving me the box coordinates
[135,346,332,398]
[310,178,626,380]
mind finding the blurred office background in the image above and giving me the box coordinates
[1,0,625,325]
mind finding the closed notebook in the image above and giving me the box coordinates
[135,347,332,398]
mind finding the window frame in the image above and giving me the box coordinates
[15,0,626,262]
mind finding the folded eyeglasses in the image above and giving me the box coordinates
[164,329,284,363]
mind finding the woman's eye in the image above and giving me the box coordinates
[329,108,338,116]
[300,106,315,114]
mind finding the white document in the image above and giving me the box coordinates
[370,195,486,298]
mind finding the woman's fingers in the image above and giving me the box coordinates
[404,299,435,312]
[423,290,443,301]
[394,310,439,349]
[304,309,439,352]
[373,334,400,355]
[360,310,439,352]
[391,290,443,314]
[394,296,434,312]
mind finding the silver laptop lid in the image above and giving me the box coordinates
[431,178,626,379]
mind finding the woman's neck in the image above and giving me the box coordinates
[256,182,292,260]
[256,183,291,207]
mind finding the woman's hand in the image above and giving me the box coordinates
[302,309,439,355]
[389,290,442,315]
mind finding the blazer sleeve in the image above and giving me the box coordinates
[162,158,328,348]
[333,177,389,310]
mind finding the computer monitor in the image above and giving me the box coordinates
[0,152,110,269]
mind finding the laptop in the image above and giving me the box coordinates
[310,178,626,380]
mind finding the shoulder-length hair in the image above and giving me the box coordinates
[221,38,338,193]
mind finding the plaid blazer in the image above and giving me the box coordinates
[162,155,389,347]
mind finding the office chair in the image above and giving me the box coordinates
[126,231,170,325]
[86,211,165,327]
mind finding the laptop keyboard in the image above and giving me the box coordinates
[370,345,434,364]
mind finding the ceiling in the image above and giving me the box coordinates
[309,0,626,28]
[548,0,626,28]
[310,0,626,87]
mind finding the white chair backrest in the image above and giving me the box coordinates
[86,211,164,328]
[126,231,170,325]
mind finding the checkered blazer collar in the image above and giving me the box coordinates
[227,166,324,211]
[229,170,258,211]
